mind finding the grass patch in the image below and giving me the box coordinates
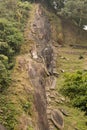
[56,46,87,130]
[0,0,33,90]
[0,1,34,129]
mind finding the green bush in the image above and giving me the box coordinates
[0,54,8,68]
[0,42,14,57]
[0,1,32,129]
[0,19,23,53]
[0,97,19,130]
[0,0,32,93]
[7,31,23,52]
[0,60,11,91]
[60,71,87,114]
[18,1,31,10]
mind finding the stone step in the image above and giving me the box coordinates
[47,98,51,104]
[46,91,50,94]
[50,91,58,96]
[55,99,63,104]
[48,100,56,105]
[46,96,51,100]
[47,106,52,110]
[49,122,56,130]
[45,87,50,91]
[54,53,58,57]
[49,94,56,99]
[47,114,51,119]
[48,119,53,125]
[49,125,55,129]
[49,89,56,93]
[46,93,50,97]
[47,109,51,115]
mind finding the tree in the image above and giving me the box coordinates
[0,60,10,91]
[58,0,87,27]
[60,71,87,114]
[51,0,64,11]
[49,0,87,27]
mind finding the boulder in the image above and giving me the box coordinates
[51,109,64,130]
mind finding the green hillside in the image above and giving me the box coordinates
[0,0,87,130]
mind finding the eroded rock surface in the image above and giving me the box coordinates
[27,4,58,130]
[28,59,49,130]
[27,4,52,130]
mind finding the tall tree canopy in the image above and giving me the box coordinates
[50,0,87,28]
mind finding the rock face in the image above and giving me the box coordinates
[27,4,52,130]
[0,124,7,130]
[51,110,64,130]
[42,45,53,74]
[27,4,58,130]
[28,60,49,130]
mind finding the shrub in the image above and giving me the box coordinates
[0,19,23,53]
[7,31,23,52]
[0,60,11,91]
[0,98,19,130]
[18,1,31,10]
[60,71,87,114]
[0,54,8,68]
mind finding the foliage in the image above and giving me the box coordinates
[50,0,64,11]
[0,60,11,91]
[49,0,87,27]
[27,126,34,130]
[0,0,31,90]
[60,71,87,114]
[0,42,14,58]
[0,19,23,53]
[6,29,23,52]
[0,54,8,69]
[0,96,19,130]
[59,0,87,27]
[18,1,32,10]
[0,1,33,129]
